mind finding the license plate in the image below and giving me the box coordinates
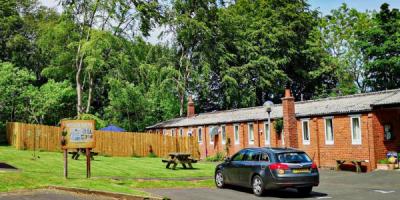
[292,168,310,173]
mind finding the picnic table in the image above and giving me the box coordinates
[335,159,367,173]
[162,153,198,170]
[68,148,98,160]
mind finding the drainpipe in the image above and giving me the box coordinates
[204,126,208,157]
[314,118,321,167]
[257,120,261,147]
[242,123,245,149]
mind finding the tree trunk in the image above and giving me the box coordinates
[179,91,184,117]
[74,0,100,116]
[85,73,94,113]
[76,61,83,115]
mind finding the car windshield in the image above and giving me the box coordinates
[277,152,311,163]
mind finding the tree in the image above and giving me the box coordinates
[56,0,162,116]
[21,80,75,124]
[216,0,335,106]
[166,0,219,116]
[320,4,372,94]
[0,62,35,124]
[359,3,400,91]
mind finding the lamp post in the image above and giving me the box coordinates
[263,101,273,147]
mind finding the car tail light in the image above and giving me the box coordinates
[311,162,318,169]
[269,163,289,175]
[269,163,289,170]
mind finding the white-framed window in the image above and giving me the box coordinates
[221,125,226,144]
[302,119,310,145]
[264,122,270,146]
[197,127,203,143]
[324,117,334,145]
[179,128,184,137]
[234,124,240,145]
[209,127,215,144]
[187,127,193,137]
[248,123,254,145]
[350,115,362,145]
[162,129,166,135]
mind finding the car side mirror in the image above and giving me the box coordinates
[224,157,231,162]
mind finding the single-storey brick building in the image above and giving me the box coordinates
[147,89,400,171]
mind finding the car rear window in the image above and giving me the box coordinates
[277,152,312,163]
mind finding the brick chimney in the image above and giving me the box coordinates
[187,96,195,117]
[282,88,298,148]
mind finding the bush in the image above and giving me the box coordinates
[131,152,140,158]
[378,158,389,164]
[76,114,108,130]
[147,152,157,158]
[205,152,225,162]
[274,118,283,135]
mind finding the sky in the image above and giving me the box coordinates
[308,0,400,14]
[39,0,400,44]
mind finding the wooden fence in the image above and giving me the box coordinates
[6,122,200,159]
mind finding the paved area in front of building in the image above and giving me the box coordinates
[0,189,117,200]
[145,170,400,200]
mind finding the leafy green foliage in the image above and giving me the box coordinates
[0,62,35,123]
[359,3,400,91]
[0,0,399,132]
[378,158,389,164]
[21,79,75,124]
[320,4,372,94]
[274,118,283,135]
[77,114,108,130]
[205,152,225,162]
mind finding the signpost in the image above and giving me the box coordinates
[60,120,95,179]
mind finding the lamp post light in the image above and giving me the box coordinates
[263,101,274,147]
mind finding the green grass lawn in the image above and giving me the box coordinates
[0,146,216,196]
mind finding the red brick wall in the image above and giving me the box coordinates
[153,108,399,171]
[372,108,400,164]
[295,114,373,171]
[282,89,298,148]
[193,120,284,159]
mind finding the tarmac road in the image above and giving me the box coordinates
[145,170,400,200]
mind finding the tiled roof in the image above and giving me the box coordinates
[147,89,400,129]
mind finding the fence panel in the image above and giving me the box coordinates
[6,122,200,158]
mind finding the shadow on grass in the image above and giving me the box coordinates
[0,162,19,171]
[224,185,328,199]
[168,167,201,170]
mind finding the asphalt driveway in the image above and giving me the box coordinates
[145,170,400,200]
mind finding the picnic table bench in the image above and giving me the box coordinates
[335,159,367,173]
[162,153,198,170]
[68,149,98,160]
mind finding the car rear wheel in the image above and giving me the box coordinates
[252,175,265,196]
[215,170,225,188]
[297,186,312,196]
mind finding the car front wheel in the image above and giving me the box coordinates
[297,186,312,196]
[252,175,265,196]
[215,170,225,188]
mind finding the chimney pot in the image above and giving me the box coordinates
[284,88,292,98]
